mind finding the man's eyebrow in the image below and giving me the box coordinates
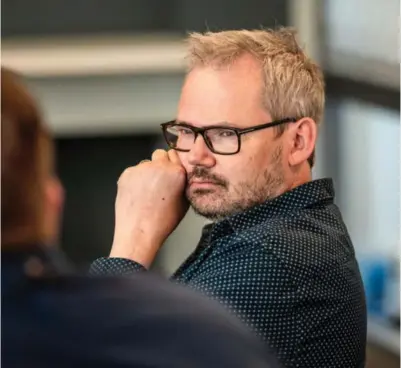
[174,120,242,128]
[174,119,190,125]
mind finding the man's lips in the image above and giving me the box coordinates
[190,180,217,184]
[188,179,222,187]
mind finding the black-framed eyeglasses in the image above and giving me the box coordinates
[160,118,297,155]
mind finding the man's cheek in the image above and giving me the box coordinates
[177,154,190,173]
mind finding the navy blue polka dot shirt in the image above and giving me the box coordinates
[90,178,367,368]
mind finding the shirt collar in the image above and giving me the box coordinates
[210,178,335,238]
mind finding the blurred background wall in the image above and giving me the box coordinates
[2,1,399,366]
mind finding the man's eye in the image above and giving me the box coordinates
[169,126,192,135]
[219,130,235,137]
[178,128,193,135]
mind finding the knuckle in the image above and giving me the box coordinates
[151,149,167,160]
[167,149,177,159]
[122,167,133,176]
[154,148,167,154]
[118,167,133,183]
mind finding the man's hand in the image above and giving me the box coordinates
[110,149,189,268]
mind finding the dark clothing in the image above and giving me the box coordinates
[2,245,279,368]
[91,178,367,367]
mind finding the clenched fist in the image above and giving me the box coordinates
[110,149,189,268]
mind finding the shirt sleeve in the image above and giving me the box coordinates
[89,257,146,276]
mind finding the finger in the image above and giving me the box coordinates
[167,149,182,165]
[151,149,169,162]
[139,159,150,165]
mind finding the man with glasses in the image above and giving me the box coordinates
[91,28,366,368]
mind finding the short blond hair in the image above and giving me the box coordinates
[185,27,325,167]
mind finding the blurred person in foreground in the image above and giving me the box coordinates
[1,67,280,368]
[90,28,367,368]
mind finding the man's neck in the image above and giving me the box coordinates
[288,163,312,192]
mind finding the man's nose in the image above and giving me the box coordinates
[187,135,215,167]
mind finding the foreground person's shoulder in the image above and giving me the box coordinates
[85,273,282,367]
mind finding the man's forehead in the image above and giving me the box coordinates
[177,57,269,129]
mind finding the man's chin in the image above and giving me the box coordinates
[190,205,223,221]
[187,196,228,221]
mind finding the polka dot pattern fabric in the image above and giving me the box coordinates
[90,257,146,276]
[90,178,367,368]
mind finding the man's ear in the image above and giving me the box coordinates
[43,176,64,244]
[287,118,317,167]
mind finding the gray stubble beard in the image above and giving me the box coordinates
[188,145,285,221]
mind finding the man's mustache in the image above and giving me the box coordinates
[187,167,228,187]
